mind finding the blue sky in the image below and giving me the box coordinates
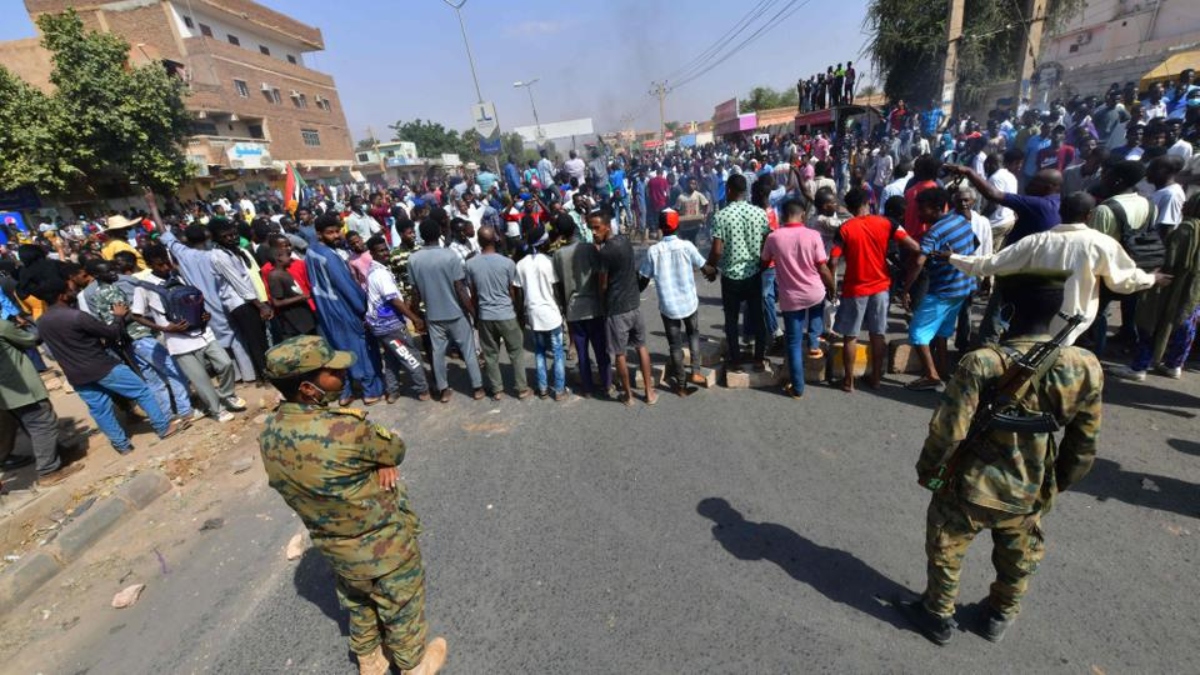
[0,0,875,143]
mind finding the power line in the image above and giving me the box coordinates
[669,0,810,93]
[659,0,781,84]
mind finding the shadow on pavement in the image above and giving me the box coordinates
[1070,457,1200,519]
[696,497,916,634]
[1167,438,1200,457]
[293,548,356,666]
[1103,380,1200,418]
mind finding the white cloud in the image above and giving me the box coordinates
[505,20,571,37]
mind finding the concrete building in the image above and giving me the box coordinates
[1033,0,1199,103]
[0,0,355,193]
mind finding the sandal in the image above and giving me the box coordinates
[904,378,943,391]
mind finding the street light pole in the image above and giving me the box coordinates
[443,0,483,104]
[513,78,543,145]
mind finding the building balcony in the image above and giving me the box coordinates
[184,36,335,88]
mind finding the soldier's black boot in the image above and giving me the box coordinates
[898,597,957,646]
[981,606,1015,643]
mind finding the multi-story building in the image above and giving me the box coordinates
[1034,0,1199,103]
[0,0,355,194]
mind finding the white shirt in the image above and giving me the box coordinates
[130,278,215,355]
[882,172,913,205]
[514,251,562,331]
[1168,139,1194,161]
[987,168,1018,226]
[967,211,994,258]
[948,222,1157,344]
[564,158,586,183]
[1142,100,1167,120]
[346,211,380,240]
[1151,183,1185,227]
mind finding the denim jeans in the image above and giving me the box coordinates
[532,327,566,394]
[662,312,701,385]
[131,337,193,417]
[782,303,824,393]
[722,274,765,362]
[762,268,779,338]
[75,364,171,452]
[568,318,611,395]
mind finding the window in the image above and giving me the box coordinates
[190,121,219,136]
[199,23,213,37]
[183,15,194,29]
[356,152,371,163]
[227,34,240,46]
[259,45,270,56]
[248,124,265,140]
[233,79,249,97]
[270,88,282,105]
[295,93,308,109]
[301,129,321,147]
[286,55,297,65]
[317,98,333,112]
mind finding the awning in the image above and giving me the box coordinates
[1141,50,1200,88]
[350,170,367,183]
[794,108,833,127]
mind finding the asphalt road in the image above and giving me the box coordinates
[6,262,1199,674]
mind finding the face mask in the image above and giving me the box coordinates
[303,382,341,406]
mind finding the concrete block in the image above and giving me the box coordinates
[889,338,923,375]
[114,471,172,510]
[631,366,667,391]
[694,366,720,388]
[724,363,782,389]
[683,338,725,367]
[0,552,61,609]
[724,369,751,389]
[829,342,870,379]
[52,498,128,563]
[803,353,827,384]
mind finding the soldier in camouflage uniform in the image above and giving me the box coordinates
[388,220,422,306]
[258,335,447,675]
[901,272,1103,645]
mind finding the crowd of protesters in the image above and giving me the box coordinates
[0,66,1197,488]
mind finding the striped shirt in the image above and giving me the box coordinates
[921,213,977,298]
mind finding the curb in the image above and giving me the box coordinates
[0,471,173,613]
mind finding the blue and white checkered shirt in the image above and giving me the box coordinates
[638,235,706,320]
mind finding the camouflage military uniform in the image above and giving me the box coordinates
[258,337,428,669]
[915,337,1102,620]
[388,243,422,305]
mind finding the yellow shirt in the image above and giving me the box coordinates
[100,237,146,268]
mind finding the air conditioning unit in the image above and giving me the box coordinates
[289,90,300,98]
[260,82,271,91]
[1075,31,1092,46]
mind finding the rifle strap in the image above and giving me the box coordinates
[987,343,1063,404]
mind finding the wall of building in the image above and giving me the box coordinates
[165,2,305,68]
[0,38,52,92]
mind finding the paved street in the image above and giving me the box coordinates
[2,274,1198,674]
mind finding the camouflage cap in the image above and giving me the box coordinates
[265,335,355,379]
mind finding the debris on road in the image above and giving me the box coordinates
[111,583,145,609]
[200,518,225,532]
[1141,478,1161,492]
[285,533,306,560]
[231,457,254,474]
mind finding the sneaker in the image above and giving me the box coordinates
[36,462,84,487]
[897,597,956,646]
[224,396,248,412]
[213,410,236,423]
[1,454,35,471]
[1108,365,1146,382]
[980,606,1015,643]
[1155,364,1183,379]
[191,409,206,422]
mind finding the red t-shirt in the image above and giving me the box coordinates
[647,176,670,211]
[261,258,315,311]
[902,179,938,241]
[831,215,908,298]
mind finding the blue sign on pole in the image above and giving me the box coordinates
[480,137,502,155]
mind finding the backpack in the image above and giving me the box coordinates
[132,277,208,332]
[1104,197,1163,271]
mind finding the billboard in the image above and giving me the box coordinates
[714,98,739,123]
[513,118,594,143]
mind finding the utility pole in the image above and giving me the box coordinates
[367,125,384,175]
[1016,0,1048,106]
[442,0,499,174]
[940,0,965,120]
[650,81,668,146]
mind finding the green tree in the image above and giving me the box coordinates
[0,68,74,193]
[502,132,527,162]
[0,10,192,195]
[864,0,1085,109]
[738,85,799,112]
[356,137,378,151]
[388,119,465,158]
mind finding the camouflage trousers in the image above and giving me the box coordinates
[923,495,1046,619]
[334,539,428,670]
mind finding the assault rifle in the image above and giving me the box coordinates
[923,313,1086,492]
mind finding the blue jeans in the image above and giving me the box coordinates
[533,327,565,394]
[762,268,779,338]
[76,364,172,452]
[131,337,193,417]
[782,303,825,392]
